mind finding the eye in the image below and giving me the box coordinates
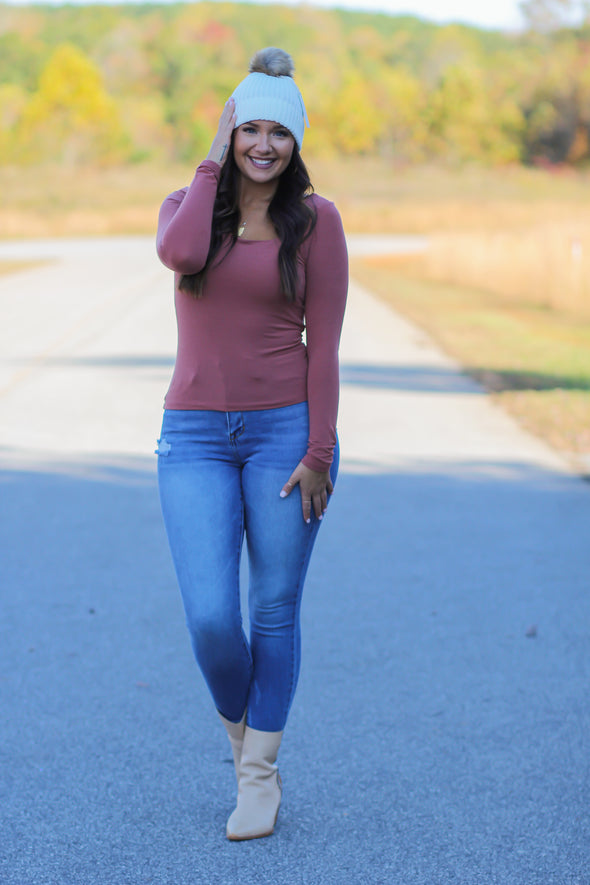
[241,125,257,134]
[273,129,290,138]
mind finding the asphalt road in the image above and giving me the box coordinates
[1,236,589,885]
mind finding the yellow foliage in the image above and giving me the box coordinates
[1,3,587,166]
[329,74,383,154]
[117,95,173,161]
[17,44,127,164]
[428,62,524,164]
[378,68,429,160]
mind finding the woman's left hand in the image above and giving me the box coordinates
[280,462,333,524]
[206,98,236,167]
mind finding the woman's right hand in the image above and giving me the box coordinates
[206,98,236,167]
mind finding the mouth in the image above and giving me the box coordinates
[248,156,276,169]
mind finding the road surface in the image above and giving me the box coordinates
[1,236,589,884]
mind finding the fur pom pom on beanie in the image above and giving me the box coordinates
[231,48,309,149]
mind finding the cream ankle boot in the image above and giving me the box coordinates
[226,726,283,841]
[218,711,246,783]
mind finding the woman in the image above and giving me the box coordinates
[156,47,348,841]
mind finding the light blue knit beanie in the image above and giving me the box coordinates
[232,48,309,149]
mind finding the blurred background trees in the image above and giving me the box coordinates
[1,0,590,167]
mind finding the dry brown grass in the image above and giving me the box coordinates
[0,260,48,276]
[310,158,590,234]
[0,163,193,238]
[419,225,590,316]
[4,158,590,238]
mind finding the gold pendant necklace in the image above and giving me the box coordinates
[238,219,247,238]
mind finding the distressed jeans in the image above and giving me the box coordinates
[156,403,339,732]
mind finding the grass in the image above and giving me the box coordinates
[312,158,590,234]
[418,225,590,317]
[0,163,191,237]
[350,255,590,466]
[4,158,590,237]
[0,260,48,276]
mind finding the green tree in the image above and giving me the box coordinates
[378,67,429,160]
[427,61,524,163]
[4,1,590,167]
[0,83,28,162]
[516,34,588,162]
[0,32,45,90]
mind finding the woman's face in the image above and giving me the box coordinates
[233,120,295,185]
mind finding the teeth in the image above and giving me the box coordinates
[250,158,273,167]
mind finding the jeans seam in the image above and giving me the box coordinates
[282,524,318,726]
[282,442,339,726]
[234,478,252,715]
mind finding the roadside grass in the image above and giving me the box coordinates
[0,163,192,237]
[0,260,48,276]
[420,225,590,317]
[4,159,590,237]
[350,255,590,466]
[313,158,590,234]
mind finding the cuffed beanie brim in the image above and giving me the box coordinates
[232,72,308,148]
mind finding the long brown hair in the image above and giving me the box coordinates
[179,135,317,302]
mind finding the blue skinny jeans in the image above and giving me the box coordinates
[156,402,339,732]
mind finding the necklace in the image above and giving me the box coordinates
[238,219,247,237]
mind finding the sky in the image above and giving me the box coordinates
[271,0,528,30]
[2,0,588,32]
[255,0,588,30]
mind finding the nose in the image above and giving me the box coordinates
[256,132,272,153]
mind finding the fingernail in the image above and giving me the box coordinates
[318,514,323,521]
[279,490,287,498]
[306,518,311,524]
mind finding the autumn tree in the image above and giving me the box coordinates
[2,2,590,166]
[378,67,429,160]
[17,43,128,164]
[426,61,524,164]
[0,84,28,162]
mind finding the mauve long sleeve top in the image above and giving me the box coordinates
[156,160,348,472]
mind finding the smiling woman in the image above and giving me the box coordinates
[232,121,295,238]
[234,122,294,181]
[155,47,348,843]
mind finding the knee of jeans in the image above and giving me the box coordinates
[249,596,295,634]
[185,605,239,649]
